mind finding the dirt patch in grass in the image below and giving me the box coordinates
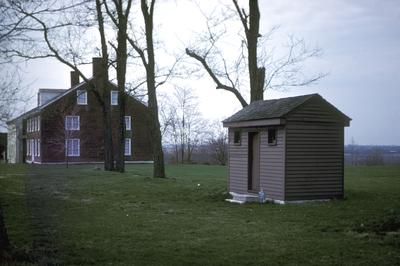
[353,211,400,234]
[351,210,400,248]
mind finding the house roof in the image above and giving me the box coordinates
[6,80,89,124]
[223,93,351,124]
[7,78,147,124]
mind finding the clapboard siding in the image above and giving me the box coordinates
[285,122,344,200]
[286,96,348,124]
[228,129,248,193]
[259,127,285,200]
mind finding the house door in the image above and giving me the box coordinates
[22,139,26,163]
[248,132,260,191]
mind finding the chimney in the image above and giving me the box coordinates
[70,71,80,87]
[92,57,103,78]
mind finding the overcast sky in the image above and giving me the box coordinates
[13,0,400,145]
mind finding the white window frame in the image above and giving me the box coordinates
[77,90,88,105]
[124,138,131,156]
[125,116,131,131]
[34,139,37,156]
[65,139,80,157]
[27,139,30,155]
[38,139,40,157]
[65,116,80,130]
[111,90,118,106]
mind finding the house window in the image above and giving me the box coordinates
[34,139,37,156]
[38,116,40,131]
[233,131,241,145]
[27,139,30,155]
[268,128,277,145]
[65,139,80,157]
[111,91,118,106]
[124,138,131,156]
[65,116,80,130]
[38,139,40,156]
[77,90,87,105]
[27,118,31,133]
[125,116,131,131]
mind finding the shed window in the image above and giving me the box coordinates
[233,131,241,145]
[268,128,277,145]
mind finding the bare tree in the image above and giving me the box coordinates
[207,121,228,165]
[127,0,166,177]
[161,87,208,164]
[0,71,31,130]
[100,0,134,172]
[186,0,326,107]
[1,0,121,170]
[0,2,32,130]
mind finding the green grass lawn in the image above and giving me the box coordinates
[0,164,399,265]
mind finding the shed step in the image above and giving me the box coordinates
[225,199,245,204]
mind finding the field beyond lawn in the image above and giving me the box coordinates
[0,164,399,265]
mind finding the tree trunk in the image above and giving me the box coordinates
[247,0,264,103]
[96,0,114,171]
[142,0,166,178]
[115,7,129,173]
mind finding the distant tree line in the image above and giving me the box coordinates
[345,140,400,166]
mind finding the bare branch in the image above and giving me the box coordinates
[186,48,248,107]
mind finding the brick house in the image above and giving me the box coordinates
[7,58,153,164]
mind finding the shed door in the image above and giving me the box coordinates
[248,132,260,191]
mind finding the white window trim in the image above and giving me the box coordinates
[27,139,30,155]
[38,139,40,157]
[111,90,118,106]
[77,90,88,105]
[124,138,131,156]
[65,116,80,130]
[65,139,80,157]
[125,116,131,131]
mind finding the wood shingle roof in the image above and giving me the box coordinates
[223,93,350,124]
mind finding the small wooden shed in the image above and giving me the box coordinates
[223,94,351,203]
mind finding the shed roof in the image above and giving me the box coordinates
[223,93,350,124]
